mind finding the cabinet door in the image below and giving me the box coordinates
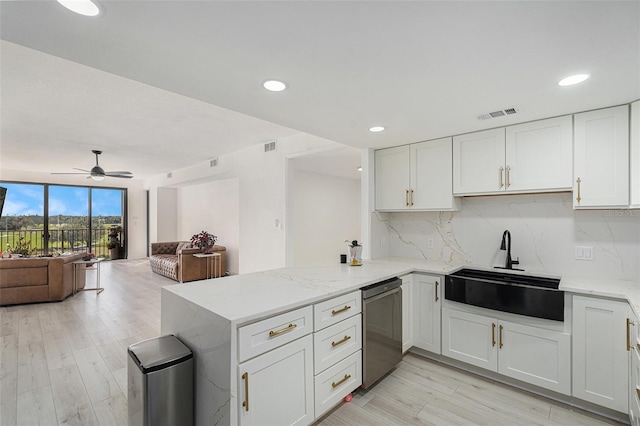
[630,345,640,426]
[375,146,410,210]
[574,105,630,208]
[238,335,314,426]
[498,321,571,395]
[505,116,572,192]
[412,274,442,354]
[631,101,640,208]
[442,307,497,371]
[453,128,506,195]
[572,296,630,413]
[411,138,456,210]
[401,274,413,353]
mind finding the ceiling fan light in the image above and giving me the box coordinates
[57,0,100,16]
[91,174,105,181]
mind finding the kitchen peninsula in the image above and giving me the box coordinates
[161,258,640,426]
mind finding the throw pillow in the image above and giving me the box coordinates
[175,242,192,255]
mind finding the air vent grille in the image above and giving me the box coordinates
[167,172,172,179]
[209,158,218,168]
[477,106,519,121]
[264,141,276,152]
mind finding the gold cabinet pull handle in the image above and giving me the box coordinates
[492,323,496,347]
[332,305,351,316]
[499,324,504,349]
[435,281,439,302]
[242,372,249,411]
[576,177,582,202]
[627,318,636,351]
[637,387,640,400]
[405,189,410,206]
[331,374,351,388]
[269,323,296,337]
[331,335,351,347]
[410,189,414,206]
[499,166,504,189]
[506,166,511,188]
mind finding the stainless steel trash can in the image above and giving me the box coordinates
[127,335,193,426]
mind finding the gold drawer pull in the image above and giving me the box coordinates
[506,165,511,188]
[492,323,496,347]
[331,374,351,388]
[499,324,504,349]
[576,177,582,203]
[331,335,351,347]
[435,281,439,302]
[498,166,504,189]
[242,372,249,411]
[332,305,351,316]
[637,387,640,400]
[269,323,296,337]
[628,318,636,351]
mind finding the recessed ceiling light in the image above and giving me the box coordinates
[57,0,100,16]
[263,80,287,92]
[558,74,590,87]
[369,126,385,132]
[357,167,363,172]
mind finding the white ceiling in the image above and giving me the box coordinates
[1,1,639,180]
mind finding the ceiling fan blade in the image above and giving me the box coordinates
[51,172,89,175]
[73,168,91,172]
[105,171,132,175]
[105,173,134,179]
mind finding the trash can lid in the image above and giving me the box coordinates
[128,335,192,372]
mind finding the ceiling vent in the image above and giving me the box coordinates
[209,158,218,168]
[167,172,172,179]
[477,106,519,121]
[264,141,276,152]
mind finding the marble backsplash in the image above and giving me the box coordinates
[373,192,640,282]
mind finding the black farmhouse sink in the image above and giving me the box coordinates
[445,268,564,321]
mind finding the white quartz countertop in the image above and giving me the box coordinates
[162,257,640,325]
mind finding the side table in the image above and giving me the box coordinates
[193,253,221,279]
[72,258,105,295]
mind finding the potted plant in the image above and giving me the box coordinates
[107,225,123,260]
[190,230,217,253]
[345,239,362,266]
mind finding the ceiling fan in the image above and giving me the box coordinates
[52,150,133,181]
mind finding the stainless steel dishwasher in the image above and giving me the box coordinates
[361,277,403,389]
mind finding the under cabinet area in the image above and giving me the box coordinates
[572,295,630,413]
[573,104,630,208]
[453,116,572,196]
[441,307,571,395]
[375,138,458,211]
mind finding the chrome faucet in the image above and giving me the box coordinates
[499,230,520,270]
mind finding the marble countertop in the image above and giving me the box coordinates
[162,257,640,325]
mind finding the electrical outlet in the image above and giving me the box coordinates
[427,238,434,249]
[575,246,593,261]
[380,236,386,247]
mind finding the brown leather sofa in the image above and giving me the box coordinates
[149,242,226,282]
[0,253,88,306]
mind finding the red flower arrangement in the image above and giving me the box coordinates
[190,230,217,253]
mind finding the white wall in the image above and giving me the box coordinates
[290,170,360,267]
[157,187,177,242]
[373,192,640,282]
[177,178,240,274]
[146,132,340,274]
[0,169,149,259]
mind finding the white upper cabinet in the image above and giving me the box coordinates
[453,128,505,195]
[375,137,458,211]
[574,105,630,208]
[453,117,572,195]
[631,101,640,208]
[375,146,410,210]
[505,116,573,192]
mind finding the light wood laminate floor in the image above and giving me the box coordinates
[0,260,626,426]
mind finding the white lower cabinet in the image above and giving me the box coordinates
[238,334,314,426]
[442,307,570,395]
[572,295,630,413]
[630,343,640,426]
[412,274,442,354]
[401,274,413,352]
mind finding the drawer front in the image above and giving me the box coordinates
[238,306,313,362]
[314,291,362,331]
[313,314,362,374]
[314,350,362,418]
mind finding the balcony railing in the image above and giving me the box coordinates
[0,227,121,258]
